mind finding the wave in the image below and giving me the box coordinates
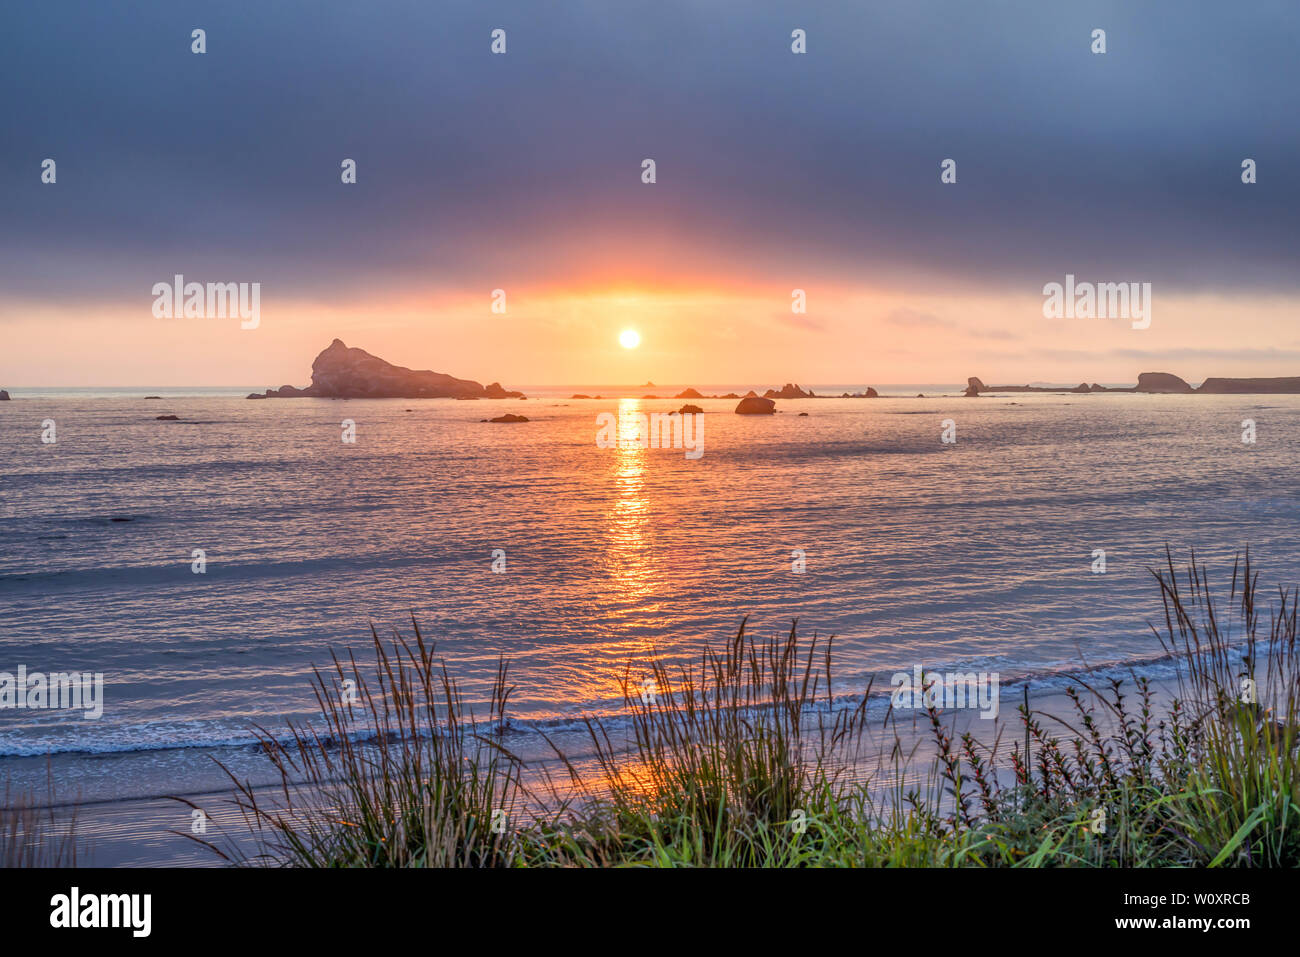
[0,550,468,589]
[0,642,1227,760]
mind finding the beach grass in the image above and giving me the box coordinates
[192,550,1300,868]
[0,774,80,868]
[193,620,528,866]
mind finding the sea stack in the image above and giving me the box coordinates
[735,396,776,414]
[764,383,814,399]
[247,339,523,400]
[1135,372,1194,394]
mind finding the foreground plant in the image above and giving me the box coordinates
[194,618,529,867]
[1148,550,1300,866]
[200,551,1300,868]
[534,621,872,866]
[0,776,80,868]
[907,549,1300,868]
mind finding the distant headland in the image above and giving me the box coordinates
[963,372,1300,396]
[247,339,524,400]
[8,355,1298,402]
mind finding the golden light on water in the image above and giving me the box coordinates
[611,401,648,549]
[577,399,666,708]
[607,399,653,605]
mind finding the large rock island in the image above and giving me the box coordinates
[248,339,523,400]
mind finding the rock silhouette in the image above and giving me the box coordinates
[247,339,523,400]
[735,396,776,414]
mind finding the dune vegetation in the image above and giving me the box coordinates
[166,551,1300,869]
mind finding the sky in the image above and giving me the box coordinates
[2,0,1298,387]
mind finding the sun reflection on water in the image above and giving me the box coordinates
[609,400,651,599]
[580,400,686,707]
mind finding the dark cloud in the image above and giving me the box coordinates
[2,0,1296,303]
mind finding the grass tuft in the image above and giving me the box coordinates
[193,550,1300,868]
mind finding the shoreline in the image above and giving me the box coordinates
[28,668,1190,867]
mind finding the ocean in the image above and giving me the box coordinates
[1,386,1295,862]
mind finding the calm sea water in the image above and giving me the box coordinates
[1,386,1296,805]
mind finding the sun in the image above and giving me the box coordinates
[619,329,641,349]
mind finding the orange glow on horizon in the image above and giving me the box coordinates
[7,284,1300,389]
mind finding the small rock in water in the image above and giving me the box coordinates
[735,396,776,415]
[486,413,529,423]
[155,414,180,420]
